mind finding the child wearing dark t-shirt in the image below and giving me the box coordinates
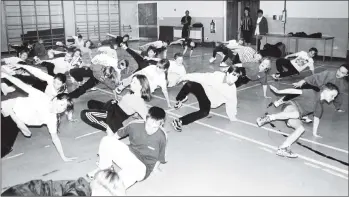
[169,38,197,57]
[256,83,339,158]
[87,107,167,190]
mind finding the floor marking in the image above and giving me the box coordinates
[75,130,102,139]
[190,53,212,58]
[151,94,349,154]
[229,136,242,142]
[44,145,50,148]
[42,169,59,177]
[304,162,321,169]
[93,86,349,175]
[165,110,348,175]
[322,169,349,180]
[259,147,273,153]
[4,153,24,160]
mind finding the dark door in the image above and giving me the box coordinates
[226,0,239,40]
[138,2,158,39]
[240,0,260,44]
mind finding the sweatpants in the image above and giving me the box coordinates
[97,136,146,189]
[80,100,129,133]
[276,58,300,78]
[68,68,99,99]
[125,48,156,73]
[212,46,236,64]
[1,114,20,158]
[176,81,211,125]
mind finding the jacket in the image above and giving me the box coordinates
[1,177,91,196]
[256,17,268,35]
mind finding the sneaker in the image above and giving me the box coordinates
[1,83,16,96]
[256,115,272,127]
[115,84,125,94]
[219,62,229,67]
[172,119,183,132]
[209,57,216,63]
[273,99,284,108]
[174,96,188,109]
[276,147,298,158]
[272,74,280,80]
[90,87,97,91]
[301,116,313,123]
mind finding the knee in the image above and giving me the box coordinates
[87,100,95,109]
[80,110,88,120]
[200,109,210,117]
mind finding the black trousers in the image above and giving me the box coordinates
[1,114,20,158]
[68,68,99,99]
[282,83,320,101]
[182,25,190,38]
[125,48,148,72]
[41,62,56,76]
[276,58,300,78]
[242,30,252,44]
[80,100,129,133]
[176,81,211,125]
[213,47,240,64]
[3,75,48,93]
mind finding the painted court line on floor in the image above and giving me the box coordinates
[322,169,348,180]
[304,162,321,169]
[90,88,348,175]
[165,110,348,175]
[4,153,24,160]
[75,130,102,139]
[259,147,273,153]
[151,94,349,154]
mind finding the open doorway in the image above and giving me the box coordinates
[226,0,260,43]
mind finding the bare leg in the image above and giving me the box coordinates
[280,119,305,149]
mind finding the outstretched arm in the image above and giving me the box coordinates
[169,38,185,46]
[285,52,301,59]
[106,33,117,38]
[269,85,302,95]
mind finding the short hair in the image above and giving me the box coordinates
[84,40,93,48]
[340,64,349,72]
[19,50,28,56]
[244,7,250,12]
[93,168,125,196]
[119,59,129,68]
[323,82,339,94]
[309,47,318,56]
[147,45,158,55]
[226,66,245,76]
[157,58,170,70]
[147,106,166,121]
[132,74,151,101]
[174,52,183,59]
[257,9,263,14]
[122,34,130,39]
[78,34,83,39]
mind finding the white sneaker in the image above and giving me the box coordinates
[273,99,284,107]
[90,87,97,91]
[219,62,229,67]
[1,83,16,96]
[209,57,216,63]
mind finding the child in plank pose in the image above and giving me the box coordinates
[169,38,197,57]
[256,83,339,157]
[172,66,243,131]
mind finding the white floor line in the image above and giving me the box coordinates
[304,162,322,169]
[165,110,348,175]
[92,88,348,175]
[322,169,349,180]
[75,130,102,139]
[151,94,349,154]
[4,153,24,160]
[259,147,273,153]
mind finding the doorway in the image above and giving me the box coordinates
[226,0,260,42]
[137,2,158,40]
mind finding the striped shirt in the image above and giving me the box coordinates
[237,46,259,63]
[241,16,252,31]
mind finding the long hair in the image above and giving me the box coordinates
[132,74,151,102]
[84,40,94,49]
[53,93,74,133]
[157,59,170,86]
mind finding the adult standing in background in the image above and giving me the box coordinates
[181,10,192,38]
[240,7,253,46]
[255,9,268,52]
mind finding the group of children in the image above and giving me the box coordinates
[1,32,348,195]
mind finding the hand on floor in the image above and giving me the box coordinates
[312,133,322,138]
[62,156,78,162]
[264,95,272,99]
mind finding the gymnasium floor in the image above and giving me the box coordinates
[1,42,348,195]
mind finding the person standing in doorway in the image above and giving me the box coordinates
[255,9,268,52]
[181,10,192,38]
[240,7,253,46]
